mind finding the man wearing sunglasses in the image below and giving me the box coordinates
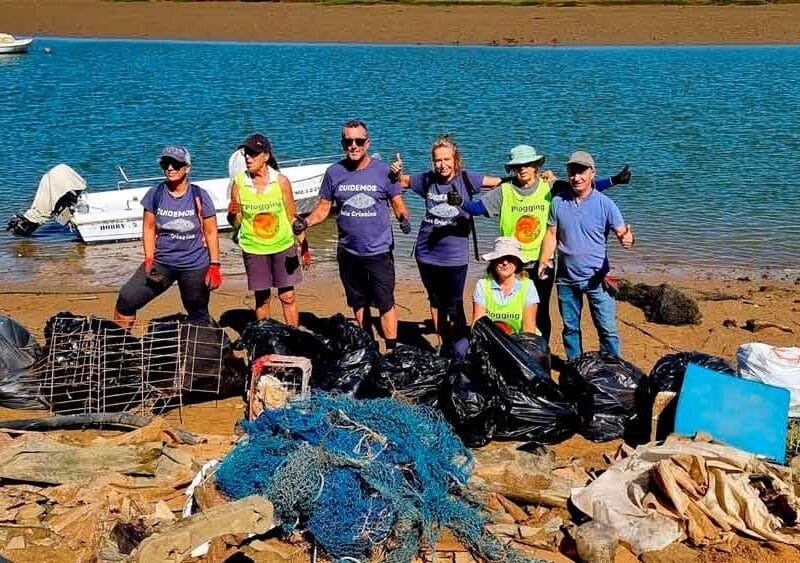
[294,120,410,350]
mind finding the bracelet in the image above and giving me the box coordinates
[210,261,221,266]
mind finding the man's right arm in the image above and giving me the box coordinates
[304,198,332,228]
[537,225,558,279]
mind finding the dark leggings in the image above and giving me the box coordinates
[525,261,554,344]
[417,261,469,341]
[116,262,210,324]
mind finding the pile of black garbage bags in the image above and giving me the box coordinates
[235,314,738,448]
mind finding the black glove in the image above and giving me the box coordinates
[399,218,412,234]
[292,217,308,236]
[446,189,463,207]
[611,164,631,185]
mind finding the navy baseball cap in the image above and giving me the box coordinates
[158,145,191,165]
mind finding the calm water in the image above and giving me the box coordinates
[2,39,799,285]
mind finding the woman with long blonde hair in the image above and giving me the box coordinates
[390,135,501,356]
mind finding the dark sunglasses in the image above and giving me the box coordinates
[341,137,368,147]
[243,147,265,158]
[160,158,186,170]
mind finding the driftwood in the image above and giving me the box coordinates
[132,495,277,563]
[0,413,204,445]
[470,444,590,508]
[743,319,795,334]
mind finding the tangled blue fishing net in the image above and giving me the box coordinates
[215,393,543,562]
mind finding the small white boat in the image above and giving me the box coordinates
[7,153,333,244]
[0,34,34,55]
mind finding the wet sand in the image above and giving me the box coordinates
[2,0,800,46]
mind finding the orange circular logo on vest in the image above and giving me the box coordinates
[514,215,539,244]
[252,212,279,239]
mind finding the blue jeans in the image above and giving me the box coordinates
[556,280,620,360]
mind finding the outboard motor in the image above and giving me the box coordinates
[6,164,87,236]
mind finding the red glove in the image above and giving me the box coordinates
[300,238,312,269]
[206,262,222,290]
[144,257,154,273]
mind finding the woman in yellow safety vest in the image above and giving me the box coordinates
[227,133,309,326]
[472,237,539,335]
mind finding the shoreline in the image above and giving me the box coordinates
[2,1,800,47]
[2,275,798,378]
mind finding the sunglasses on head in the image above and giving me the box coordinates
[160,158,186,170]
[341,137,368,147]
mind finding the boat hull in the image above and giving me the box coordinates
[71,162,329,244]
[0,38,33,54]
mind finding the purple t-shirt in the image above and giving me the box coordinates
[141,182,215,270]
[319,159,403,256]
[410,170,482,267]
[547,188,624,283]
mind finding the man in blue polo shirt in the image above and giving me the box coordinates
[537,151,634,359]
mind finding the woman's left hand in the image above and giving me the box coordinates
[300,239,313,270]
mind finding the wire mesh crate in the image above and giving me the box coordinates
[33,315,227,416]
[248,354,312,420]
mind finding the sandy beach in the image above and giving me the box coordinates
[2,0,800,46]
[2,2,800,561]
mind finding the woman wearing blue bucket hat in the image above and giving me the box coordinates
[451,145,630,343]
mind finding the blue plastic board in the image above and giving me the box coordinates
[674,362,790,463]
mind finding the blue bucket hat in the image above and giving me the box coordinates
[505,145,546,168]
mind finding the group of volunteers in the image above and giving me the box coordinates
[112,118,634,361]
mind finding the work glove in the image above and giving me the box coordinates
[144,257,168,289]
[300,238,312,270]
[399,218,412,235]
[292,217,308,236]
[446,189,463,207]
[205,262,222,290]
[611,164,631,185]
[537,259,554,280]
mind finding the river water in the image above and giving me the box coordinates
[2,39,799,286]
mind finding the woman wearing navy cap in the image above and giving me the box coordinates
[113,145,221,328]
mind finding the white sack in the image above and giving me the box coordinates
[738,343,800,417]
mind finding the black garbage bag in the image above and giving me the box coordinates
[236,318,325,363]
[559,352,648,443]
[0,315,44,409]
[493,384,581,443]
[471,317,561,401]
[649,351,735,396]
[309,314,380,398]
[370,345,450,405]
[647,351,736,441]
[145,314,248,401]
[41,312,143,413]
[510,332,550,373]
[445,318,579,445]
[439,361,498,447]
